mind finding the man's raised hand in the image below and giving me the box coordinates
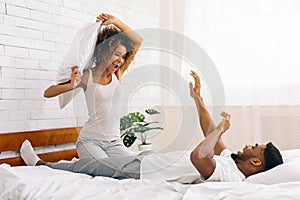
[189,70,201,99]
[217,112,231,134]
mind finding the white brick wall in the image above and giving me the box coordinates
[0,55,15,67]
[0,2,5,14]
[6,5,30,18]
[2,67,24,78]
[5,46,29,59]
[0,0,162,134]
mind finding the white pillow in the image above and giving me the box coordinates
[56,22,102,109]
[281,149,300,162]
[245,149,300,184]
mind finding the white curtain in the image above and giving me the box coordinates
[184,0,300,106]
[180,0,300,150]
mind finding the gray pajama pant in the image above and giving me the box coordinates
[45,152,151,179]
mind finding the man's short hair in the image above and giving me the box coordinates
[263,142,283,171]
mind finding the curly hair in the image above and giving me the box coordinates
[93,25,136,77]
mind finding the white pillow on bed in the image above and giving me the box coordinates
[245,149,300,184]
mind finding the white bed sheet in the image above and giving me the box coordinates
[183,182,300,200]
[1,163,300,200]
[0,164,187,200]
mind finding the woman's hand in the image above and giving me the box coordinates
[44,65,81,98]
[96,13,119,25]
[70,65,81,89]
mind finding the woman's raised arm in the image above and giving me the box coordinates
[96,13,143,48]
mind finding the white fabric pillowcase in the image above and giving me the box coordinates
[56,22,102,109]
[245,149,300,184]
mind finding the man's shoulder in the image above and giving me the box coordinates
[219,149,232,157]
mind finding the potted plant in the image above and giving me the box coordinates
[120,108,163,151]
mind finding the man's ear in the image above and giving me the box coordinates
[250,158,262,167]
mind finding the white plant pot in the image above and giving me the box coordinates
[138,143,152,151]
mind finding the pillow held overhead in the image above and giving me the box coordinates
[56,22,102,109]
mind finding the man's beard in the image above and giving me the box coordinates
[231,153,247,163]
[231,153,251,163]
[231,153,240,163]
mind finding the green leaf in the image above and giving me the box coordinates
[133,126,163,133]
[133,126,151,133]
[120,130,135,138]
[120,116,133,130]
[141,122,159,126]
[128,112,145,122]
[122,134,137,147]
[146,127,164,131]
[136,122,148,127]
[145,109,160,115]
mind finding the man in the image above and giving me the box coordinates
[188,70,283,181]
[20,70,283,183]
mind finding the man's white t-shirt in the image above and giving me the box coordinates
[206,149,245,182]
[140,149,245,184]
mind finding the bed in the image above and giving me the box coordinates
[1,128,300,200]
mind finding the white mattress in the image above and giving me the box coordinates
[1,162,300,200]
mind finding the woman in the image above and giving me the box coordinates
[44,13,143,158]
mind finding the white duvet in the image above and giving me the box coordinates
[0,164,187,200]
[1,163,300,200]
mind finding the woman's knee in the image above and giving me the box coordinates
[76,141,107,158]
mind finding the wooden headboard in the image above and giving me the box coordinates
[0,127,81,166]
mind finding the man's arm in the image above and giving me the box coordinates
[189,70,226,155]
[190,115,230,179]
